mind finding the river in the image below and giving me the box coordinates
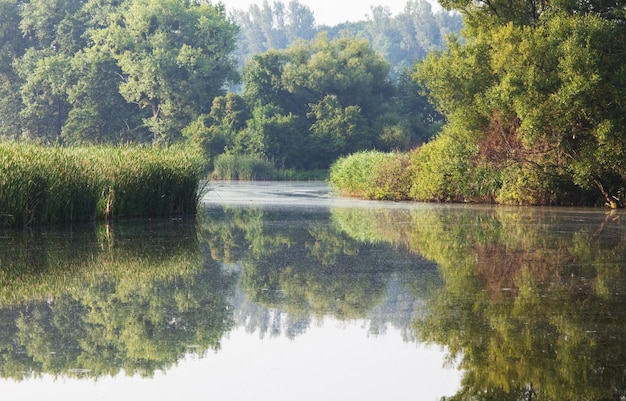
[1,181,625,400]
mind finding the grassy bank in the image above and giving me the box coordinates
[0,142,205,227]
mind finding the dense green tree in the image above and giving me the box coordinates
[0,0,27,138]
[234,103,309,167]
[10,0,151,144]
[62,47,148,144]
[183,93,251,164]
[414,0,626,205]
[14,49,72,142]
[308,95,372,166]
[0,0,456,164]
[239,34,396,169]
[92,0,239,143]
[242,50,293,111]
[0,0,240,144]
[18,0,84,50]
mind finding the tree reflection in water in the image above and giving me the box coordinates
[0,219,235,380]
[199,206,435,340]
[333,205,626,401]
[0,206,435,380]
[1,202,626,401]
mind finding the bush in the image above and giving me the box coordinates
[329,151,407,200]
[370,152,413,200]
[408,127,498,202]
[329,151,388,198]
[495,164,597,206]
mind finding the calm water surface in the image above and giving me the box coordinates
[1,181,626,400]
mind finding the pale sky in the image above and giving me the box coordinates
[219,0,414,26]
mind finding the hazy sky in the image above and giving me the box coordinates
[219,0,413,26]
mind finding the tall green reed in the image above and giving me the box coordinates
[211,154,278,181]
[0,142,204,227]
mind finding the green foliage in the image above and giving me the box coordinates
[330,151,388,198]
[211,153,279,181]
[93,0,239,143]
[239,34,402,170]
[329,150,411,200]
[412,0,626,206]
[371,152,413,200]
[308,96,372,165]
[495,164,597,206]
[408,124,503,202]
[330,128,500,204]
[235,103,309,168]
[0,0,239,145]
[0,142,204,226]
[0,0,455,175]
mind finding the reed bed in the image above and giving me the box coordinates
[211,153,279,181]
[0,143,205,226]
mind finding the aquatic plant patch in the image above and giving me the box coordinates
[0,143,204,226]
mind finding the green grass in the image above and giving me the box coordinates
[0,142,205,227]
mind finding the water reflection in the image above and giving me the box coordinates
[330,205,626,401]
[199,206,435,341]
[0,220,234,380]
[0,204,440,388]
[1,186,626,400]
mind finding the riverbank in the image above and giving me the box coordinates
[0,143,204,227]
[329,150,604,206]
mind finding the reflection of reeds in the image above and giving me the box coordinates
[0,220,234,381]
[0,143,204,227]
[0,220,201,305]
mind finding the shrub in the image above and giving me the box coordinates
[329,151,393,198]
[408,127,500,202]
[370,152,413,200]
[495,164,597,206]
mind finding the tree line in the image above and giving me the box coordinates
[230,0,462,78]
[0,0,459,171]
[6,0,622,205]
[0,0,239,144]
